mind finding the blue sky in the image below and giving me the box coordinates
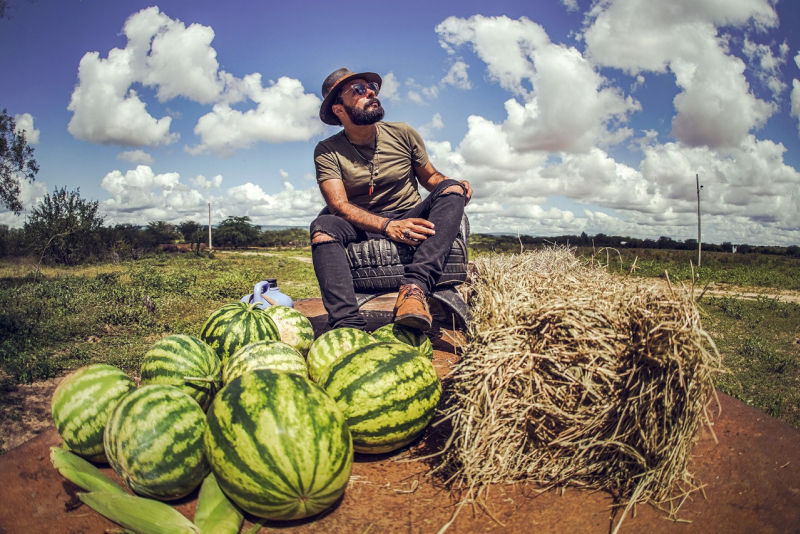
[1,0,799,245]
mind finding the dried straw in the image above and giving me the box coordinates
[433,246,721,532]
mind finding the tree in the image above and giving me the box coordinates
[24,186,105,264]
[177,220,206,253]
[215,216,259,248]
[145,220,179,246]
[1,108,39,214]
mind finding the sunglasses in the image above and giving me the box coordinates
[342,82,380,97]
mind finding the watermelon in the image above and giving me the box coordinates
[104,385,209,501]
[51,364,136,462]
[263,305,315,356]
[204,369,353,520]
[320,342,442,454]
[371,323,434,360]
[200,302,280,365]
[306,327,375,382]
[223,340,308,384]
[140,334,222,411]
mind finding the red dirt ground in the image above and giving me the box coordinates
[1,297,799,534]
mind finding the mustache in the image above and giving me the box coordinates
[364,97,381,107]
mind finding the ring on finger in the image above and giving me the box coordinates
[404,230,411,239]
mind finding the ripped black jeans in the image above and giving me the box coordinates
[310,179,466,330]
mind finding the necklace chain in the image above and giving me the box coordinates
[344,127,379,195]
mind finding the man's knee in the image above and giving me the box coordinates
[312,231,336,244]
[442,184,465,196]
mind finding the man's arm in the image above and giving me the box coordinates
[319,179,385,233]
[414,161,473,204]
[319,179,436,245]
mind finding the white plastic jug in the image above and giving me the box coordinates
[240,278,294,308]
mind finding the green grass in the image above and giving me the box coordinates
[700,296,800,427]
[0,250,319,383]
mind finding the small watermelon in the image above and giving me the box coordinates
[200,302,280,365]
[306,327,375,382]
[320,342,442,454]
[204,369,353,520]
[371,323,434,360]
[104,385,209,501]
[262,305,315,356]
[140,334,222,411]
[223,340,308,384]
[51,364,136,462]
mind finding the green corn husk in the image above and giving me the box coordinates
[50,447,125,494]
[79,492,200,534]
[194,473,243,534]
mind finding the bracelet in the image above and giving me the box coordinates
[380,218,392,237]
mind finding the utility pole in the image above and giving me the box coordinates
[696,174,702,267]
[208,202,213,252]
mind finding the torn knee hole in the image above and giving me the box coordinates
[442,185,465,196]
[311,231,336,243]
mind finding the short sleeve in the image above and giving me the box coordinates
[314,141,343,184]
[405,125,429,168]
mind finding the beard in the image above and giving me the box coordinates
[344,98,385,125]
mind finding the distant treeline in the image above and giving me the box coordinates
[0,187,310,265]
[470,232,800,257]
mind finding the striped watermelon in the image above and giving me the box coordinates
[51,364,136,462]
[306,327,375,382]
[372,323,434,360]
[104,385,209,500]
[204,369,353,520]
[263,305,315,356]
[200,302,280,365]
[140,334,222,411]
[320,342,442,454]
[223,340,308,384]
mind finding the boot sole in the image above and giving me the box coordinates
[394,313,432,331]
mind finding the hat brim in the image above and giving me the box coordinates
[320,71,382,126]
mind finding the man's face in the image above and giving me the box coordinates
[338,78,384,126]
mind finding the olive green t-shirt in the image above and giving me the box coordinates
[314,121,429,213]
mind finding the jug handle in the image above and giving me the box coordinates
[252,281,279,307]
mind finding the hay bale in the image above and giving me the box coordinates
[434,246,721,529]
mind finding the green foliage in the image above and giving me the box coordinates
[0,108,39,214]
[215,216,259,248]
[145,220,180,246]
[23,186,105,264]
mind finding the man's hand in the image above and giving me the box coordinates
[386,218,435,245]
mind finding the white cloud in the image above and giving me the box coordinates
[279,169,289,178]
[0,178,48,226]
[117,150,154,165]
[186,76,325,157]
[437,15,640,153]
[560,0,579,12]
[379,72,401,102]
[418,113,445,138]
[96,165,323,228]
[792,79,800,135]
[441,61,472,90]
[68,7,322,153]
[191,175,222,189]
[13,113,39,144]
[742,38,789,99]
[582,0,779,148]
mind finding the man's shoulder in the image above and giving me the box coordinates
[314,130,347,155]
[379,121,417,135]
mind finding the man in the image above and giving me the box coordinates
[310,67,472,332]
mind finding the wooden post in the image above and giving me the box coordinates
[696,174,701,268]
[208,202,213,252]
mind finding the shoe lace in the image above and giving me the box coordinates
[403,284,426,303]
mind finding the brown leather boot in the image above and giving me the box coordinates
[393,284,432,330]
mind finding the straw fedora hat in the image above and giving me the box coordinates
[319,67,382,126]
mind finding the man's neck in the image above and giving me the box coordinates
[342,123,378,145]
